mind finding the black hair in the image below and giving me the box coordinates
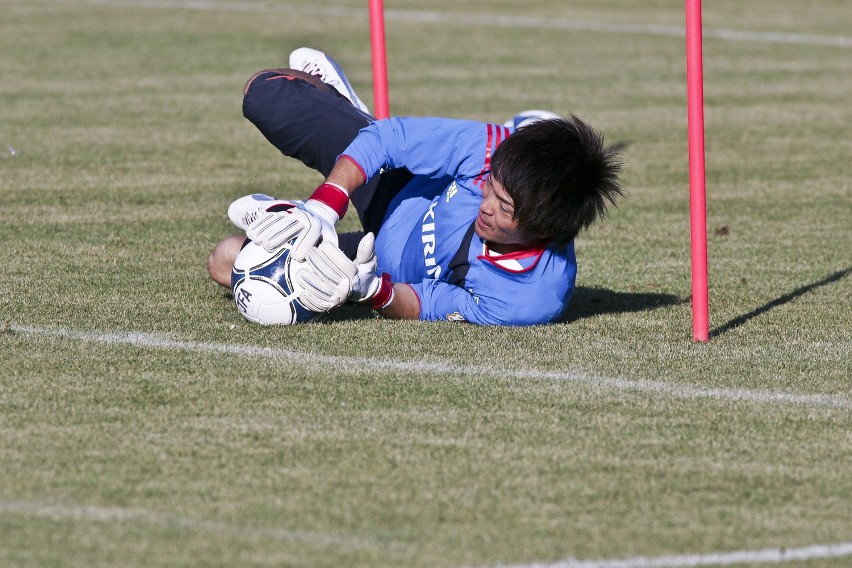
[490,116,624,247]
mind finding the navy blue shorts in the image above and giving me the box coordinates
[242,71,412,257]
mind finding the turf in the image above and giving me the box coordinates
[1,1,850,567]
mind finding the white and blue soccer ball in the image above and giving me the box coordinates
[503,109,561,130]
[230,239,323,325]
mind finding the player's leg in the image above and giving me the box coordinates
[243,68,338,98]
[241,67,391,231]
[242,68,371,177]
[288,47,370,114]
[240,49,412,236]
[352,168,413,235]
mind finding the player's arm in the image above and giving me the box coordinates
[372,283,420,320]
[341,117,490,183]
[412,275,568,326]
[285,118,487,242]
[314,117,481,195]
[324,155,366,195]
[248,119,490,254]
[309,117,478,207]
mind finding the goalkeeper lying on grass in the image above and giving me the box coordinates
[208,47,624,326]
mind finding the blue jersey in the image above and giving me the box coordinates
[342,117,577,326]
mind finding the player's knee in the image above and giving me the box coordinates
[207,248,228,288]
[208,236,242,288]
[243,70,286,124]
[242,68,335,125]
[243,69,275,96]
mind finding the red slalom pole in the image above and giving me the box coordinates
[369,0,390,119]
[686,0,709,342]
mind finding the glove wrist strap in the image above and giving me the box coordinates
[309,182,349,219]
[368,273,394,310]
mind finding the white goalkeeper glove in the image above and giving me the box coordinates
[291,241,357,313]
[243,182,349,256]
[292,232,395,310]
[227,194,303,232]
[246,206,322,262]
[335,233,395,309]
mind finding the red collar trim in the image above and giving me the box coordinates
[477,242,547,274]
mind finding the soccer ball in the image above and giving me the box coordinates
[230,239,323,325]
[503,109,561,130]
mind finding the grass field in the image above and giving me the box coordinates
[1,1,850,567]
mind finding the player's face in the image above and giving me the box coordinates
[475,176,541,249]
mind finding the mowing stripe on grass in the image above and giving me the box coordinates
[493,542,852,568]
[9,325,851,410]
[4,497,849,566]
[0,499,382,551]
[37,0,852,48]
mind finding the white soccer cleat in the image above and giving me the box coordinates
[289,47,370,114]
[503,109,561,130]
[227,194,302,231]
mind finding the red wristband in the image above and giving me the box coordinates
[368,273,394,310]
[309,183,349,218]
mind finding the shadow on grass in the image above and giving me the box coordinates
[560,286,683,323]
[322,304,378,322]
[219,269,849,330]
[710,266,851,339]
[223,286,683,324]
[324,284,683,325]
[219,290,376,323]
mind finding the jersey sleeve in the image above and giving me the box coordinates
[341,117,498,183]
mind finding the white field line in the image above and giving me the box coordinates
[10,325,852,410]
[0,499,379,550]
[492,542,852,568]
[32,0,852,49]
